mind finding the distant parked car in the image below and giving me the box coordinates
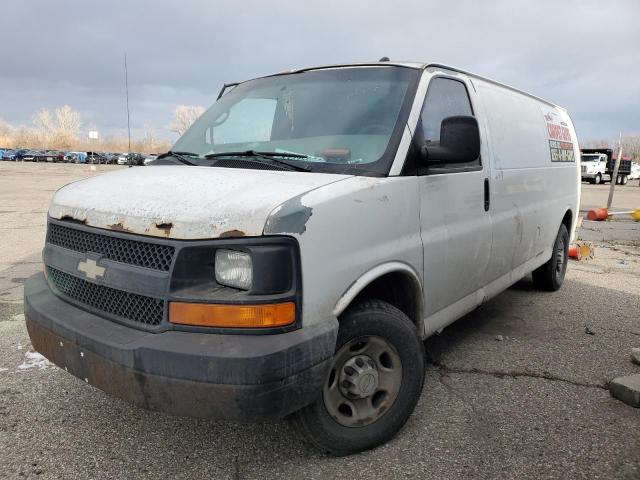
[117,152,145,166]
[38,150,65,163]
[19,150,40,161]
[2,149,16,160]
[86,151,108,164]
[75,152,88,164]
[64,152,82,163]
[12,149,29,161]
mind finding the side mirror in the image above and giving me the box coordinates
[422,115,480,163]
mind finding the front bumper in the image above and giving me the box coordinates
[581,173,597,179]
[24,273,337,421]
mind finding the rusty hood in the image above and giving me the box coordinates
[49,166,350,239]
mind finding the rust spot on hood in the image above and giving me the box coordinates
[108,222,132,233]
[155,222,173,236]
[60,215,87,225]
[219,229,245,238]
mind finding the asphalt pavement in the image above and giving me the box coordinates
[1,163,639,479]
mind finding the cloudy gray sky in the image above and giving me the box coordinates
[2,0,639,144]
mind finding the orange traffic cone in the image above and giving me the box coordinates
[587,208,640,221]
[568,244,581,260]
[569,242,595,261]
[586,208,609,221]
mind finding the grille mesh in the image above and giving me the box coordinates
[47,222,175,271]
[47,267,164,326]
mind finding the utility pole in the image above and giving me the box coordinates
[124,53,131,154]
[606,133,623,209]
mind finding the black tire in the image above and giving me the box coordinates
[594,174,602,185]
[292,300,425,456]
[622,175,628,185]
[532,223,569,291]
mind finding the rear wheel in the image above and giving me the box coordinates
[532,224,569,291]
[292,300,425,456]
[622,175,628,185]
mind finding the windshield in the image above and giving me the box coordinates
[581,154,601,162]
[172,66,419,175]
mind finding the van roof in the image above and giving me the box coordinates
[254,61,564,111]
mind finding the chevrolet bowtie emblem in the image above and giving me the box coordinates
[78,258,106,280]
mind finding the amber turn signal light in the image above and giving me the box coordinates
[169,301,295,328]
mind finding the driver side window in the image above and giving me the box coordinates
[418,77,480,172]
[421,77,473,143]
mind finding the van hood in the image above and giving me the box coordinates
[49,166,350,239]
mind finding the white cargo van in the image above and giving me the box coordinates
[25,61,580,455]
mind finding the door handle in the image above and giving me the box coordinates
[484,178,490,212]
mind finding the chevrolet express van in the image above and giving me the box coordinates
[25,61,580,455]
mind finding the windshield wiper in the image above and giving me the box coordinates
[156,151,199,166]
[204,150,311,172]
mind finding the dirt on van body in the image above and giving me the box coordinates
[1,163,639,479]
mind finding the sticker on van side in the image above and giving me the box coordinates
[542,110,575,162]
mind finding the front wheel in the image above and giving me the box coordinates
[292,300,425,456]
[594,174,602,185]
[532,223,569,291]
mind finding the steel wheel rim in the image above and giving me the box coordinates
[323,335,402,427]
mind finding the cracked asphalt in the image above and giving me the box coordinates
[1,163,639,479]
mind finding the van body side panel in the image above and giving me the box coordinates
[475,80,579,281]
[264,176,423,330]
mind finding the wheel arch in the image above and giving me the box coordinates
[332,262,424,335]
[561,208,574,237]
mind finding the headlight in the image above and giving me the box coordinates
[215,249,252,290]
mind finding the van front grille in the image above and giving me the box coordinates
[47,267,164,327]
[47,222,175,271]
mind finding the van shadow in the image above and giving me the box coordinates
[422,274,640,369]
[422,276,538,362]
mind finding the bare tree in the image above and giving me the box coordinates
[621,134,640,161]
[54,105,81,149]
[170,105,204,136]
[139,125,158,152]
[31,105,81,149]
[0,119,13,147]
[582,138,611,149]
[33,108,55,147]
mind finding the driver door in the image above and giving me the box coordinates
[417,75,493,327]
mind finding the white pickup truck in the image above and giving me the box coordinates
[25,61,580,455]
